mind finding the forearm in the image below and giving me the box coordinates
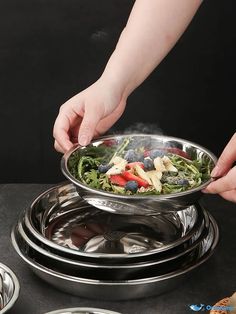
[101,0,203,98]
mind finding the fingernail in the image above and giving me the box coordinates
[79,135,89,146]
[211,166,220,178]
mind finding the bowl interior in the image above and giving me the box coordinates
[63,134,216,199]
[0,263,20,313]
[12,213,218,283]
[25,183,204,259]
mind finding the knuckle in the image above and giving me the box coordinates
[53,128,58,139]
[54,141,60,151]
[59,103,67,113]
[81,124,91,133]
[54,141,64,153]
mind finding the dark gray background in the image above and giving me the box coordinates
[0,0,235,183]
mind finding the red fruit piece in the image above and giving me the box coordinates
[110,175,127,187]
[102,139,117,147]
[126,162,144,170]
[121,171,149,188]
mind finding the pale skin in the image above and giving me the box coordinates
[53,0,203,152]
[203,133,236,203]
[53,0,236,203]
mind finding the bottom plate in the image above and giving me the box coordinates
[11,214,219,300]
[44,308,121,314]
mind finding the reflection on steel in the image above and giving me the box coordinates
[61,134,217,215]
[0,263,20,314]
[11,182,219,300]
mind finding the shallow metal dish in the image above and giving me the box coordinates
[61,134,217,215]
[44,308,121,314]
[23,183,205,261]
[11,215,219,300]
[0,263,20,314]
[14,218,208,280]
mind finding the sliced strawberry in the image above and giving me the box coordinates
[110,175,128,187]
[121,171,149,188]
[143,150,151,158]
[103,139,117,147]
[126,162,144,170]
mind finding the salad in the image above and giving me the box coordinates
[68,137,212,195]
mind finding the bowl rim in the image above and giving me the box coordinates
[23,182,207,259]
[61,134,217,200]
[11,213,219,285]
[44,308,121,314]
[16,217,208,269]
[0,262,20,314]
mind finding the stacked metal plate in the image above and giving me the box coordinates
[44,308,122,314]
[11,182,219,301]
[0,262,20,313]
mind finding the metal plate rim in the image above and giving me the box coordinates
[24,182,206,259]
[0,262,20,314]
[44,307,121,314]
[11,214,219,286]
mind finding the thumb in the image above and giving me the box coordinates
[211,133,236,178]
[78,105,103,146]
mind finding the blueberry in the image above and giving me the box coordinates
[98,163,112,173]
[149,149,164,159]
[177,179,189,186]
[136,152,144,162]
[143,158,154,171]
[125,180,138,193]
[124,150,138,162]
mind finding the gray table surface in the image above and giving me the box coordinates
[0,184,236,314]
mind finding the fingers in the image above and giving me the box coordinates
[53,101,83,153]
[54,140,66,153]
[211,133,236,177]
[96,99,127,135]
[53,116,74,153]
[78,105,103,146]
[204,166,236,194]
[53,80,124,151]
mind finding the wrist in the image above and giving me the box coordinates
[101,71,137,100]
[99,71,129,101]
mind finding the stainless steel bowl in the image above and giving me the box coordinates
[61,134,217,215]
[44,308,121,314]
[0,263,20,314]
[14,218,208,280]
[23,183,206,261]
[11,214,219,300]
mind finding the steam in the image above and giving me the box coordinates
[123,122,164,135]
[105,123,165,151]
[108,123,177,151]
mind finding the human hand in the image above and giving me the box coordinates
[203,133,236,203]
[53,77,127,153]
